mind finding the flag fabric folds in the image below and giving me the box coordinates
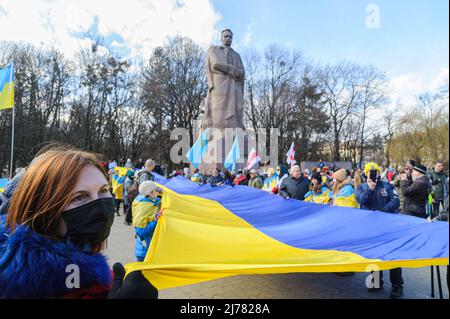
[286,142,296,165]
[185,129,209,169]
[0,64,14,110]
[125,175,449,290]
[244,147,260,170]
[224,137,241,171]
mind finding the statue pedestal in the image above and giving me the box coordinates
[194,130,252,173]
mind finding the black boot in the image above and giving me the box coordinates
[390,286,403,299]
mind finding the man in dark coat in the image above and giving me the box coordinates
[279,165,310,200]
[400,163,432,219]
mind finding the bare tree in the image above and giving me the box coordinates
[354,66,389,164]
[318,62,361,161]
[141,36,207,168]
[383,107,399,167]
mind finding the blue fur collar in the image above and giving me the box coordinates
[0,215,111,298]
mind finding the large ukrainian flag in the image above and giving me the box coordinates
[126,175,449,290]
[0,64,14,110]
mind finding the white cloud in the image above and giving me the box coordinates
[243,18,256,47]
[365,67,448,133]
[386,66,449,111]
[0,0,221,59]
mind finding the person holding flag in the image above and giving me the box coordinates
[304,172,331,204]
[0,146,158,298]
[132,181,161,262]
[234,169,247,186]
[262,167,278,193]
[248,169,263,189]
[279,165,310,200]
[329,169,358,208]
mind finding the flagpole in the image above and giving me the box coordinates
[9,62,14,179]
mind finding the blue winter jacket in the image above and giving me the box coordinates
[133,196,160,261]
[356,181,400,213]
[0,173,23,215]
[0,214,111,298]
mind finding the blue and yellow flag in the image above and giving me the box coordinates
[0,64,14,110]
[125,175,449,290]
[113,166,133,177]
[185,129,209,168]
[0,178,9,193]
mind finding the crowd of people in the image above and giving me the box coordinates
[0,144,448,299]
[170,161,448,220]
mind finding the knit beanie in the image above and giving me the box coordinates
[333,169,348,182]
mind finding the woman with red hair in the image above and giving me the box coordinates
[0,145,157,299]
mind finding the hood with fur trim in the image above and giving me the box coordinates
[0,214,112,298]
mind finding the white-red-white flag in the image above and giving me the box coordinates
[286,142,296,165]
[245,147,261,170]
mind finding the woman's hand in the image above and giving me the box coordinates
[107,263,158,299]
[156,209,164,221]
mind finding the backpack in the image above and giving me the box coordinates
[126,179,139,203]
[137,170,154,184]
[127,171,154,203]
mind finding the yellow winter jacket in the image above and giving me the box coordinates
[330,179,358,208]
[111,174,124,200]
[132,194,160,228]
[304,186,331,204]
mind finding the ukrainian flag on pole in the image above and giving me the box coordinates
[0,63,14,110]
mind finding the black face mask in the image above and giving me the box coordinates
[62,197,115,247]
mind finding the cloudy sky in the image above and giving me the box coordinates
[0,0,448,107]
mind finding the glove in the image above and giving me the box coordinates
[107,263,158,299]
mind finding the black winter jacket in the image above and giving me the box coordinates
[400,175,432,218]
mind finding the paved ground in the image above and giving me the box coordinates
[104,208,449,299]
